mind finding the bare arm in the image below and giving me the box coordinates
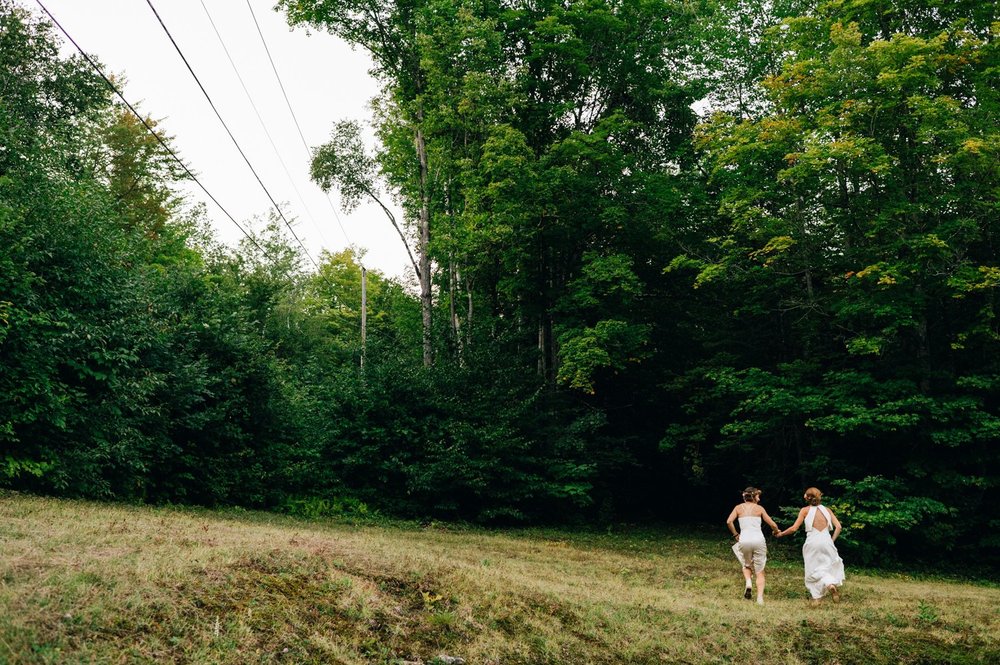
[760,508,779,535]
[726,507,739,538]
[777,507,809,537]
[830,510,842,542]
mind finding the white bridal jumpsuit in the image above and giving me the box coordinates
[733,515,767,572]
[802,505,845,598]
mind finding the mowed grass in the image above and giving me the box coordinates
[0,493,996,664]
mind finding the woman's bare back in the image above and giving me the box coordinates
[736,502,765,518]
[800,505,829,530]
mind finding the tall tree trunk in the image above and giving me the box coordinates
[537,316,547,378]
[415,117,433,367]
[791,423,807,487]
[450,256,464,361]
[546,311,556,385]
[537,248,555,384]
[915,285,932,392]
[465,272,474,350]
[536,246,547,379]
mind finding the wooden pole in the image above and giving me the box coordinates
[360,265,367,369]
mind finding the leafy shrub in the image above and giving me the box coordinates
[280,495,373,520]
[826,476,952,565]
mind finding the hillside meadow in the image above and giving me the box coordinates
[0,492,996,664]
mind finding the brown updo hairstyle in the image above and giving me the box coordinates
[742,486,761,502]
[804,487,822,506]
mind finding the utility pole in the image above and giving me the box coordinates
[360,265,367,370]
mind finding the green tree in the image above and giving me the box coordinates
[668,1,1000,559]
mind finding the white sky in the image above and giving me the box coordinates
[36,0,412,279]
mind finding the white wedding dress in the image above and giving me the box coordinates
[802,505,845,598]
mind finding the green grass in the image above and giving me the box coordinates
[0,492,997,664]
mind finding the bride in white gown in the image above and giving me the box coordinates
[776,487,845,603]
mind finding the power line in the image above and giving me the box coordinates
[144,0,319,271]
[245,0,360,264]
[32,0,269,260]
[198,0,334,255]
[246,0,312,165]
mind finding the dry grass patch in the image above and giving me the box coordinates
[0,492,997,664]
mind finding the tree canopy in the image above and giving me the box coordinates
[2,0,998,566]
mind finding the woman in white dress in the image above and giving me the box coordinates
[726,487,780,604]
[776,486,845,603]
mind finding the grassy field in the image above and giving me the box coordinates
[0,492,996,664]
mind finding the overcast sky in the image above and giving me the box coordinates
[36,0,412,279]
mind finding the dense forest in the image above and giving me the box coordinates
[1,0,998,567]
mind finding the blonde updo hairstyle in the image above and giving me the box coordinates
[804,487,822,506]
[742,486,761,502]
